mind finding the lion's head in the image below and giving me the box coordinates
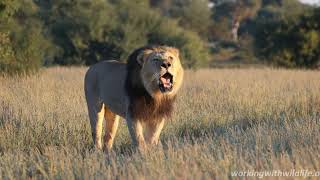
[126,45,183,98]
[125,45,184,120]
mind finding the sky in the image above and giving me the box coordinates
[299,0,320,5]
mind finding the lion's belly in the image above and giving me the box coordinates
[97,61,128,118]
[102,95,127,118]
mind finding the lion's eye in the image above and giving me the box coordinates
[168,56,173,60]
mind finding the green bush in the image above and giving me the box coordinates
[0,0,53,75]
[40,0,210,68]
[254,7,320,68]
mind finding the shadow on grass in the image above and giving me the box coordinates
[171,117,256,141]
[107,118,257,157]
[159,116,300,157]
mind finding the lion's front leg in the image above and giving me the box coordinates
[145,118,165,145]
[126,113,146,149]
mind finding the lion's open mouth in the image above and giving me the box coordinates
[159,72,173,93]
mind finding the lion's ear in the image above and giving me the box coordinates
[137,49,153,65]
[167,47,180,57]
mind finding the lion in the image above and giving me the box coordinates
[84,45,184,151]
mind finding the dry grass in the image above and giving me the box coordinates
[0,67,320,179]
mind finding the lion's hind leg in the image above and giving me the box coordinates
[89,103,105,150]
[85,70,105,150]
[85,90,105,149]
[103,107,120,151]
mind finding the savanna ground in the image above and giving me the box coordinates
[0,67,320,179]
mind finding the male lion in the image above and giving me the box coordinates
[84,45,184,151]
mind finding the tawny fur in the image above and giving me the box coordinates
[84,45,184,151]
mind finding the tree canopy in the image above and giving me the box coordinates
[0,0,319,74]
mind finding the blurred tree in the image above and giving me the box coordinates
[0,32,16,73]
[254,6,320,68]
[2,0,317,72]
[148,19,210,68]
[112,0,210,68]
[150,0,212,39]
[211,0,261,42]
[0,0,53,75]
[37,0,119,65]
[37,0,210,68]
[0,0,18,66]
[150,0,172,15]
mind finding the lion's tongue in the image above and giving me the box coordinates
[160,77,171,88]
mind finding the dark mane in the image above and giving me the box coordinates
[125,45,175,121]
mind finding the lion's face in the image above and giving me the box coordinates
[137,46,184,98]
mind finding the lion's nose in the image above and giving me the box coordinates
[161,61,171,69]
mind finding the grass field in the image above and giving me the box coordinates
[0,67,320,179]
